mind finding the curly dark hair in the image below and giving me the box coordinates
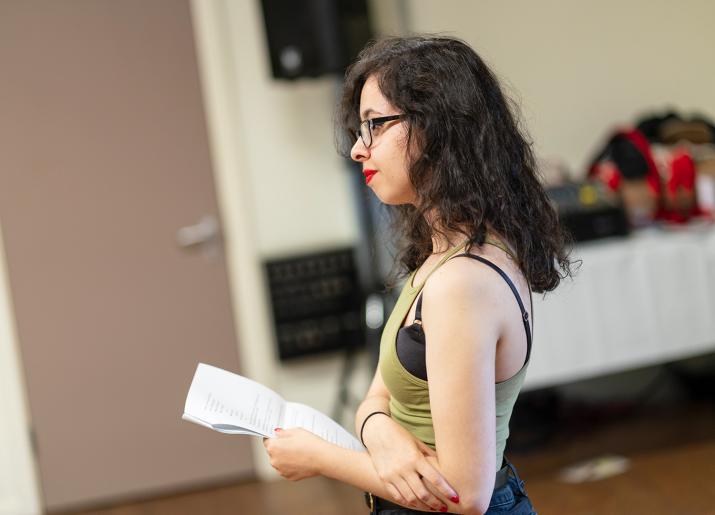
[336,35,575,293]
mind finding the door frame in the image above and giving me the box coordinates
[190,0,280,479]
[0,221,43,515]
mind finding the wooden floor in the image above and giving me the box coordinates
[65,401,715,515]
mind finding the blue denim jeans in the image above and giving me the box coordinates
[483,466,536,514]
[374,460,536,515]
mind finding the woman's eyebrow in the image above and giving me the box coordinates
[360,108,383,120]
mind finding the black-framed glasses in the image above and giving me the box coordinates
[355,115,404,148]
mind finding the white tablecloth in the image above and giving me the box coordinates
[525,224,715,389]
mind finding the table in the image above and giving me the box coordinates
[525,224,715,389]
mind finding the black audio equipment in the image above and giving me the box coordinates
[547,181,630,242]
[260,0,373,80]
[265,247,365,360]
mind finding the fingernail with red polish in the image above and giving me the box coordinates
[450,495,459,504]
[440,507,448,513]
[274,427,282,432]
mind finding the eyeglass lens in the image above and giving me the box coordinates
[359,121,371,147]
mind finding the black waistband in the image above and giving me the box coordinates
[365,461,511,513]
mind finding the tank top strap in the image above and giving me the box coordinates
[483,236,516,261]
[409,238,471,290]
[415,291,424,321]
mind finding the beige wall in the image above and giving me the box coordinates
[220,1,359,254]
[408,0,715,175]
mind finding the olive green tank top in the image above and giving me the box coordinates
[378,238,530,471]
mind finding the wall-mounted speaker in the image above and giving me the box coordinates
[260,0,373,80]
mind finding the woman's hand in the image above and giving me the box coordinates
[362,415,459,511]
[262,428,329,481]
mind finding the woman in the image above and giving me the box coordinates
[263,36,573,514]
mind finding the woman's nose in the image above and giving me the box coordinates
[350,137,369,162]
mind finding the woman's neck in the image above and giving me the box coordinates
[423,210,510,255]
[424,210,461,253]
[430,232,468,254]
[424,210,477,254]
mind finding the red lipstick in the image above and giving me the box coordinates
[363,169,377,184]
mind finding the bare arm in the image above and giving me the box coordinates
[421,262,508,515]
[354,365,391,438]
[265,426,460,512]
[355,365,459,511]
[317,443,463,513]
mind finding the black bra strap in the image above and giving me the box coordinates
[415,293,424,322]
[414,254,533,364]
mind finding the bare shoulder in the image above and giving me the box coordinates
[421,247,531,383]
[422,253,511,307]
[419,256,506,368]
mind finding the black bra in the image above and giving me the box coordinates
[396,253,533,381]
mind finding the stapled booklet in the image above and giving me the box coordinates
[182,362,364,452]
